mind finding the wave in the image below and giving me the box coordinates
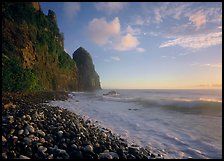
[101,94,222,114]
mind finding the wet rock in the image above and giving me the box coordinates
[37,130,45,137]
[2,152,7,159]
[47,154,54,159]
[24,137,32,145]
[57,131,63,138]
[8,116,14,124]
[84,144,93,152]
[99,152,113,159]
[18,129,24,135]
[56,149,70,159]
[19,155,31,159]
[26,115,32,121]
[38,146,47,153]
[70,150,84,159]
[26,125,35,133]
[71,144,78,150]
[101,132,107,138]
[24,129,30,136]
[2,135,7,142]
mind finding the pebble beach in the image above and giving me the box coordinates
[2,92,164,159]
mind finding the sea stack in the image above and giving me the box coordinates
[73,47,101,91]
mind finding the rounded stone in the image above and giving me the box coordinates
[101,132,107,138]
[26,125,35,133]
[2,152,7,159]
[37,130,45,137]
[19,155,31,159]
[38,146,47,153]
[84,145,93,152]
[57,131,63,138]
[18,130,24,135]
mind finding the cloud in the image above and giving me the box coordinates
[189,10,206,30]
[126,25,141,35]
[95,2,127,14]
[87,17,120,45]
[114,33,139,51]
[136,47,145,52]
[64,2,80,19]
[201,64,222,68]
[87,17,141,52]
[159,32,222,49]
[111,56,121,61]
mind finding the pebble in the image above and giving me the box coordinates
[18,129,24,135]
[101,132,107,138]
[24,129,30,136]
[84,144,93,152]
[2,135,7,142]
[38,146,47,153]
[26,115,32,121]
[2,152,7,159]
[57,131,63,138]
[37,130,45,137]
[19,155,31,159]
[26,125,35,133]
[8,116,14,124]
[99,152,113,159]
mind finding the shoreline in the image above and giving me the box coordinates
[2,91,164,159]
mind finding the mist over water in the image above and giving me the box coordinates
[48,89,222,159]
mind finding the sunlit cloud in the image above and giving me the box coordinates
[114,33,139,51]
[189,10,206,30]
[111,56,121,61]
[64,2,80,19]
[87,17,120,45]
[159,32,222,49]
[95,2,128,14]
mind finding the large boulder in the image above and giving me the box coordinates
[73,47,101,91]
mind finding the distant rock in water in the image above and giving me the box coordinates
[73,47,101,91]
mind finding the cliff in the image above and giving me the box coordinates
[2,2,100,92]
[73,47,101,91]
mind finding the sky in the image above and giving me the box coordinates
[40,2,222,89]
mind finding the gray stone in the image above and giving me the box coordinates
[58,131,63,138]
[2,135,7,142]
[37,130,45,137]
[18,129,24,135]
[38,146,47,153]
[26,125,35,133]
[2,152,7,159]
[84,144,93,152]
[19,155,31,159]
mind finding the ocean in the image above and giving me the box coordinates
[48,89,222,159]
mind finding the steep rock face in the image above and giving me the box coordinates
[73,47,101,91]
[2,2,78,91]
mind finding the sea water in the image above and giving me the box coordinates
[48,89,222,159]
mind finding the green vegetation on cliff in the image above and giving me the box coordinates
[2,2,78,92]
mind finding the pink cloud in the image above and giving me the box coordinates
[114,33,139,51]
[87,17,120,45]
[189,10,206,30]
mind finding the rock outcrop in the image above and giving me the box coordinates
[2,2,101,92]
[73,47,101,91]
